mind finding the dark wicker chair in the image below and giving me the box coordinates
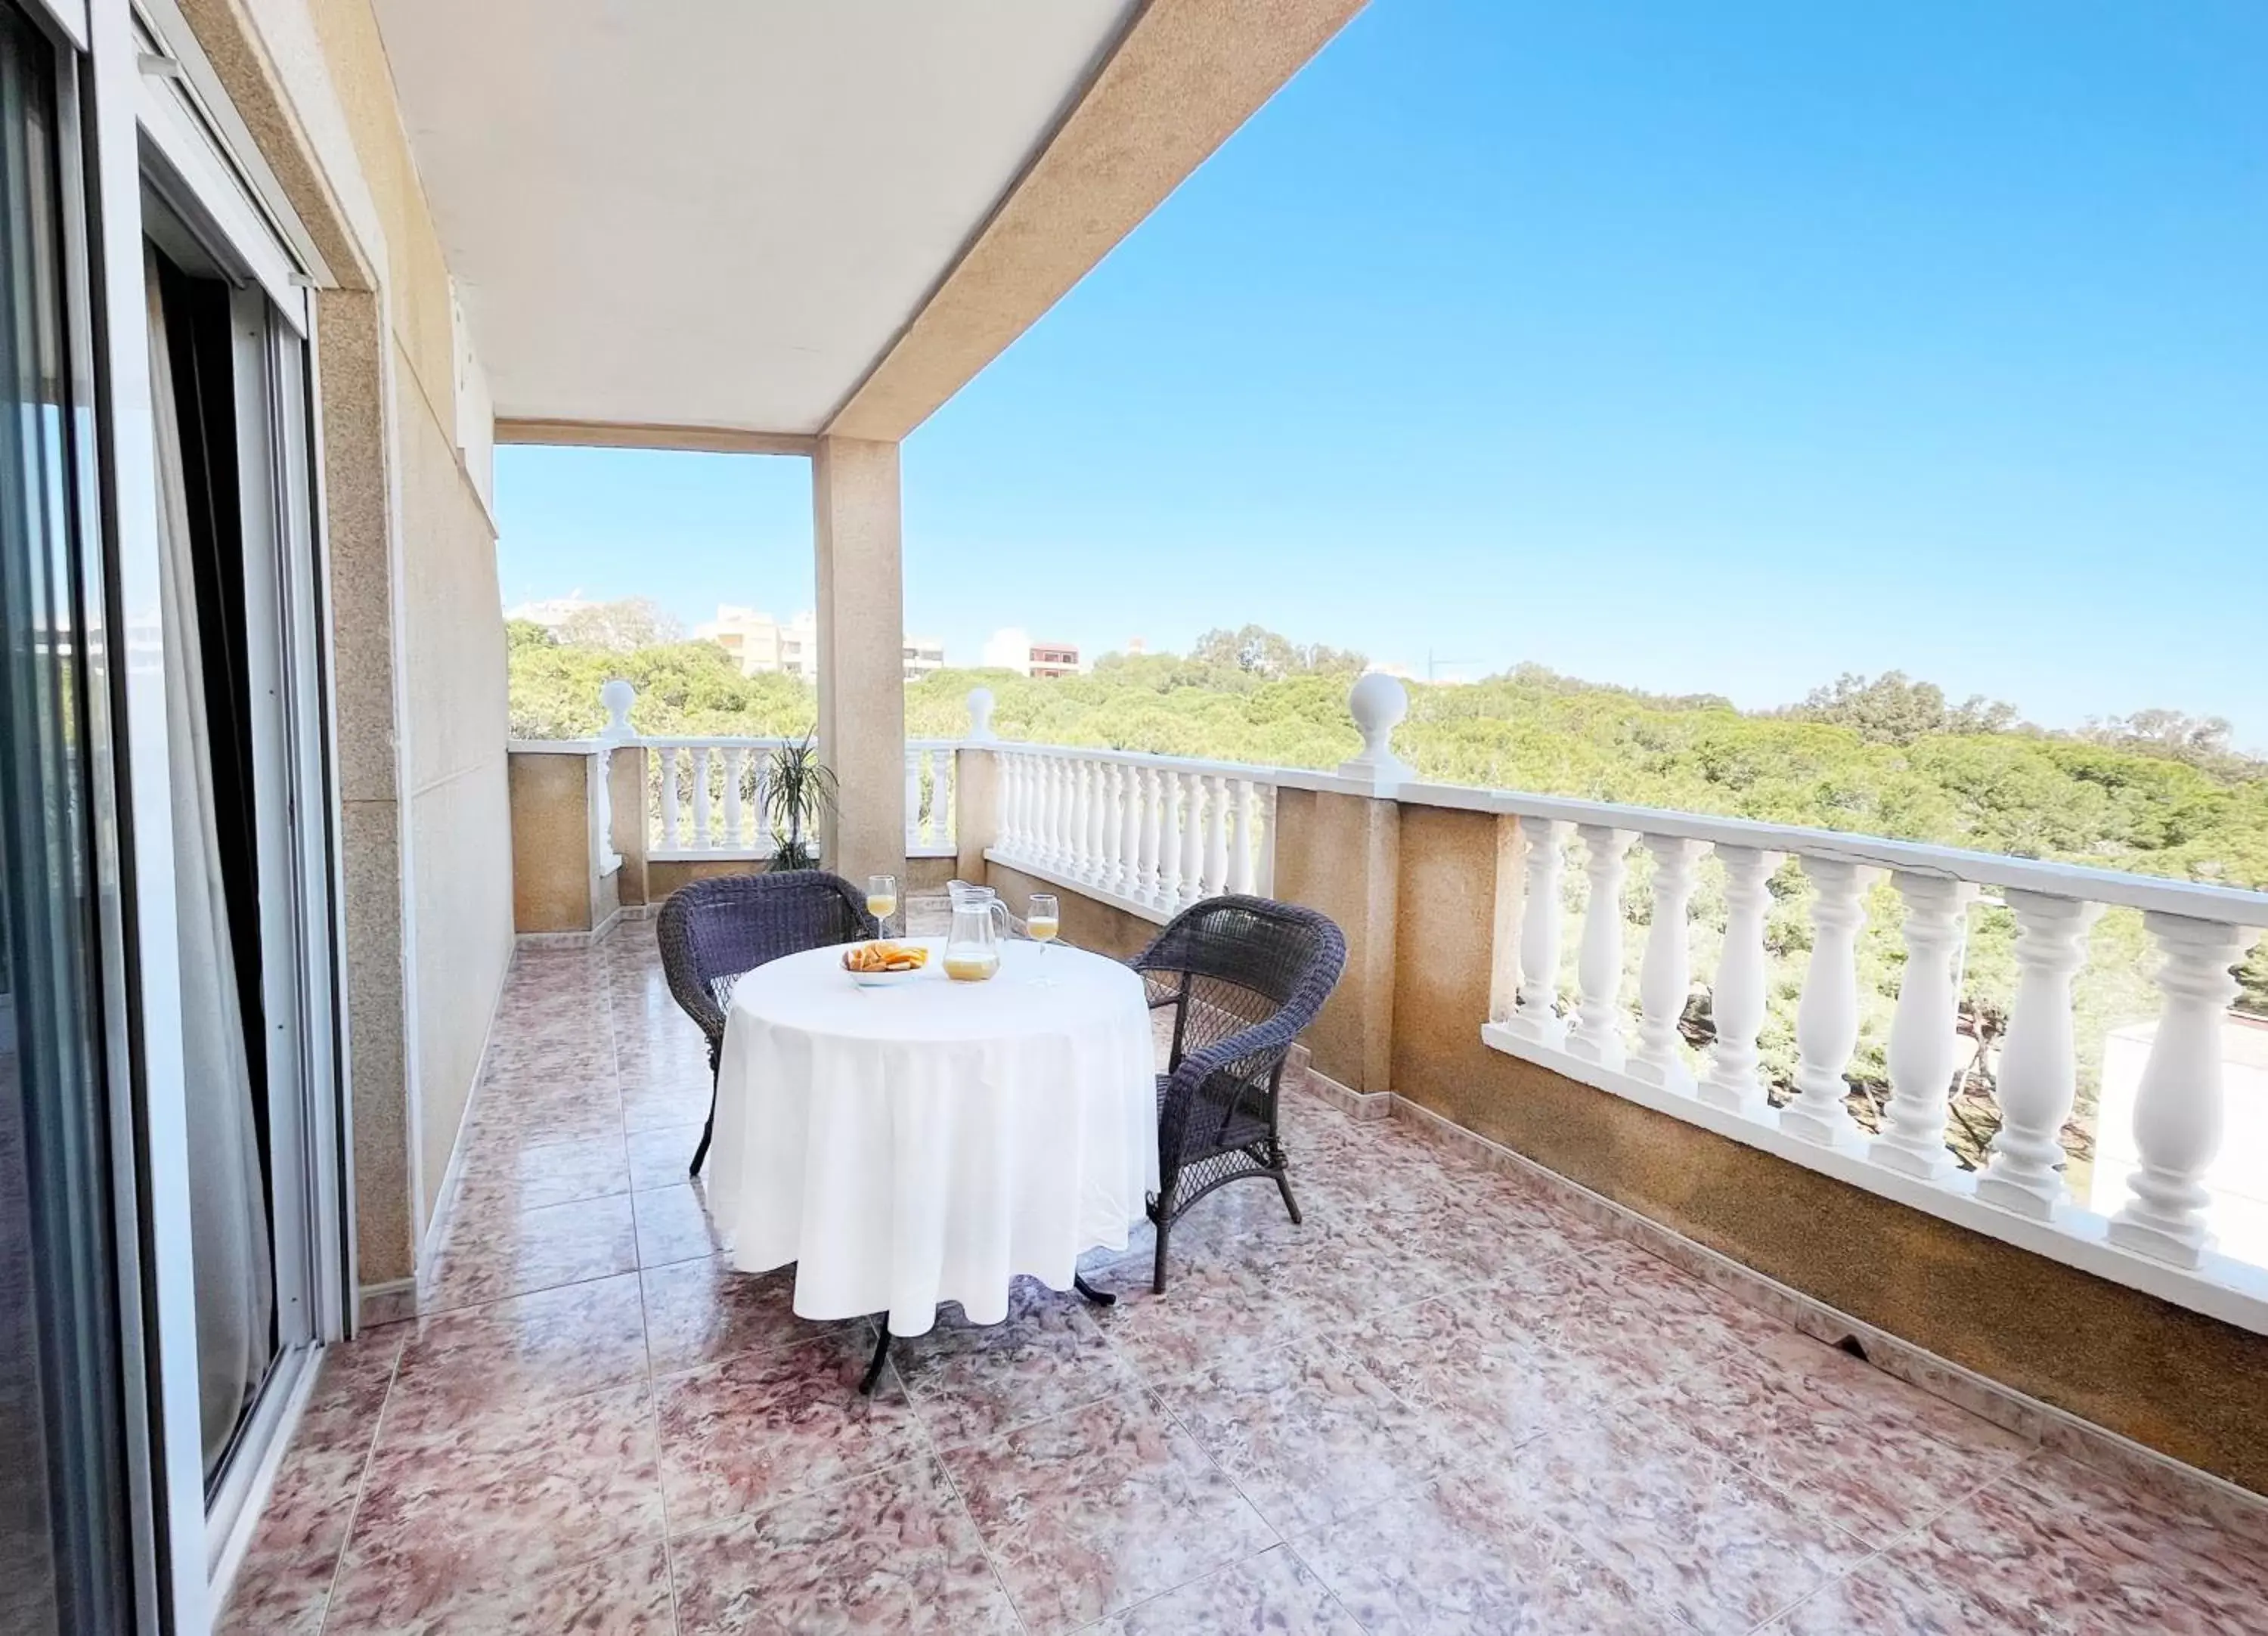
[658,871,878,1176]
[1131,895,1346,1294]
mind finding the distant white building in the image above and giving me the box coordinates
[505,592,597,633]
[696,606,819,682]
[903,637,947,680]
[699,605,945,683]
[981,625,1081,678]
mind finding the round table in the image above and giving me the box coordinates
[705,936,1160,1340]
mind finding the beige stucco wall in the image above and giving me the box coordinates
[176,0,512,1291]
[1271,787,1398,1091]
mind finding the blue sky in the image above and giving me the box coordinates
[496,0,2268,744]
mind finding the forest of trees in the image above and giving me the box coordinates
[510,609,2267,1185]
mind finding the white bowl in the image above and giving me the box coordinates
[847,965,922,988]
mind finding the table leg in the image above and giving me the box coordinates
[858,1322,891,1396]
[1072,1272,1117,1307]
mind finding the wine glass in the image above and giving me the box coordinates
[1027,893,1060,985]
[866,873,899,936]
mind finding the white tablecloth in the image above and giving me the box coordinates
[706,937,1160,1335]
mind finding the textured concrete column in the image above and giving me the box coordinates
[608,745,649,909]
[954,746,999,886]
[812,437,906,882]
[1271,787,1400,1092]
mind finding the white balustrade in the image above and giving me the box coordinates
[1870,873,1977,1179]
[2110,916,2263,1266]
[1566,826,1637,1070]
[1501,818,1570,1049]
[638,737,792,858]
[1975,892,2102,1217]
[1780,857,1878,1147]
[1698,845,1782,1115]
[982,746,1279,921]
[1628,835,1704,1092]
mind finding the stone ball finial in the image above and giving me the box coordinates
[1338,671,1413,789]
[600,678,637,741]
[965,686,996,742]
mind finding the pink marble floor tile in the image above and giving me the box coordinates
[1483,1255,1753,1394]
[448,1130,629,1217]
[652,1325,928,1528]
[321,1541,674,1636]
[643,1256,846,1375]
[381,1272,649,1443]
[943,1390,1278,1634]
[1292,1468,1672,1634]
[1337,1290,1619,1455]
[1765,1554,2096,1636]
[893,1278,1141,1450]
[418,1192,640,1312]
[464,1085,627,1148]
[333,1380,665,1623]
[1083,1247,1324,1384]
[1095,1545,1360,1635]
[1155,1338,1458,1536]
[634,1181,727,1267]
[622,1079,714,1133]
[293,1328,403,1452]
[1882,1453,2268,1635]
[669,1456,1018,1635]
[1510,1410,1873,1635]
[1634,1331,2031,1542]
[215,1438,370,1636]
[627,1122,705,1190]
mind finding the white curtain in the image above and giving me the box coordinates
[145,253,274,1470]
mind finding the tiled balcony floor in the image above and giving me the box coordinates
[223,916,2268,1634]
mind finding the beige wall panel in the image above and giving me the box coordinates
[1272,787,1397,1090]
[510,754,600,934]
[1387,804,2268,1495]
[336,798,411,1286]
[407,765,513,1238]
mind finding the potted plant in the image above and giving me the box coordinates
[762,730,837,871]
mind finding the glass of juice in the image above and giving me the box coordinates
[866,873,898,934]
[1027,893,1059,985]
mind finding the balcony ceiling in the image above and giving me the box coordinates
[369,0,1138,438]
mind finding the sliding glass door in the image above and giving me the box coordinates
[0,2,137,1628]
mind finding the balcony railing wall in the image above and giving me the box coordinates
[539,676,2268,1336]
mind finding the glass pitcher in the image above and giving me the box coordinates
[943,886,1010,983]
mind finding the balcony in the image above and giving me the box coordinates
[225,916,2268,1635]
[218,681,2268,1634]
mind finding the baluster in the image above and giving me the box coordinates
[905,748,923,851]
[1000,754,1023,856]
[937,750,956,850]
[1566,826,1637,1069]
[1054,758,1076,871]
[1177,772,1208,905]
[1227,779,1256,894]
[1503,818,1570,1047]
[658,746,682,851]
[726,747,751,846]
[1083,761,1109,882]
[1781,857,1877,1145]
[1015,754,1037,858]
[1870,873,1977,1179]
[1117,764,1144,897]
[688,746,712,849]
[751,754,773,857]
[1628,835,1705,1091]
[1975,892,2102,1217]
[1202,773,1232,897]
[1099,764,1129,893]
[1255,784,1278,895]
[2108,915,2258,1266]
[1139,766,1167,905]
[1040,757,1064,869]
[1699,845,1783,1114]
[1155,772,1188,908]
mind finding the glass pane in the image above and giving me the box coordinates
[0,4,132,1629]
